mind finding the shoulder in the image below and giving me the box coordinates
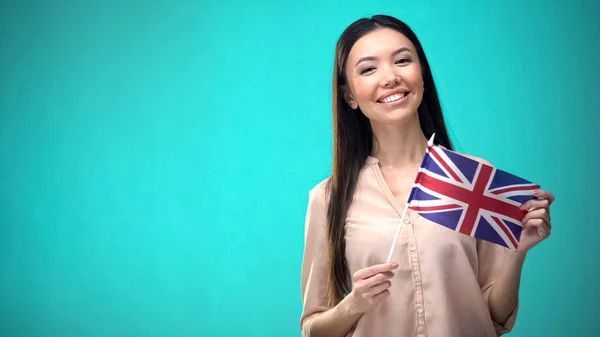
[436,145,493,167]
[308,177,331,209]
[303,178,331,237]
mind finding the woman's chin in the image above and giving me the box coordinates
[367,108,419,126]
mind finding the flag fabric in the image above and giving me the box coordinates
[407,141,540,250]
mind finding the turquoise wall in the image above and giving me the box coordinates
[2,0,598,336]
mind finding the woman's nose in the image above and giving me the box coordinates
[380,68,401,87]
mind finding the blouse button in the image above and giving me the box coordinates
[410,246,417,252]
[417,307,423,314]
[404,219,412,225]
[415,277,421,283]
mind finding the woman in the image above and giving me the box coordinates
[300,15,554,337]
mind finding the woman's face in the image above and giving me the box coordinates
[344,28,425,125]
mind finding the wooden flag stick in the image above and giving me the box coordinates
[386,133,435,263]
[427,133,435,146]
[386,203,410,263]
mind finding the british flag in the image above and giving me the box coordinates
[407,139,540,250]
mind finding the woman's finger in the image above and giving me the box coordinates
[533,189,556,205]
[364,280,392,298]
[367,271,395,280]
[363,272,395,288]
[520,198,550,211]
[524,218,551,235]
[371,289,391,304]
[353,263,398,281]
[521,208,550,227]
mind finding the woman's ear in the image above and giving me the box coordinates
[343,86,358,109]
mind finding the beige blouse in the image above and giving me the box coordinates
[300,155,520,337]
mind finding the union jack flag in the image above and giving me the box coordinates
[407,138,540,250]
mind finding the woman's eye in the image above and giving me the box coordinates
[360,67,375,74]
[395,58,411,64]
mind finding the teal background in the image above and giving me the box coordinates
[1,0,598,336]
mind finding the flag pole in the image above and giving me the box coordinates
[386,203,410,263]
[427,133,435,147]
[386,133,436,263]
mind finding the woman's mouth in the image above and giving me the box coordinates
[377,91,409,105]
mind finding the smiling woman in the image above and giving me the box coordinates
[299,15,555,337]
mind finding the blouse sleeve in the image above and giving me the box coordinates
[476,239,520,336]
[300,183,332,337]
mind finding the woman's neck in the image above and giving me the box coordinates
[370,115,428,168]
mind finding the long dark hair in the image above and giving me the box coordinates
[326,15,454,306]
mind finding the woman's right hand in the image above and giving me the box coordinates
[344,262,398,315]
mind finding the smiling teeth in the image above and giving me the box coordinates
[382,92,406,103]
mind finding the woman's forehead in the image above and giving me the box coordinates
[348,28,415,62]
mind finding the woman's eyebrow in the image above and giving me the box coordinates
[355,47,412,67]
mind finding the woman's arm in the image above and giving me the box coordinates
[486,251,526,325]
[486,189,554,327]
[303,296,363,337]
[300,184,398,337]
